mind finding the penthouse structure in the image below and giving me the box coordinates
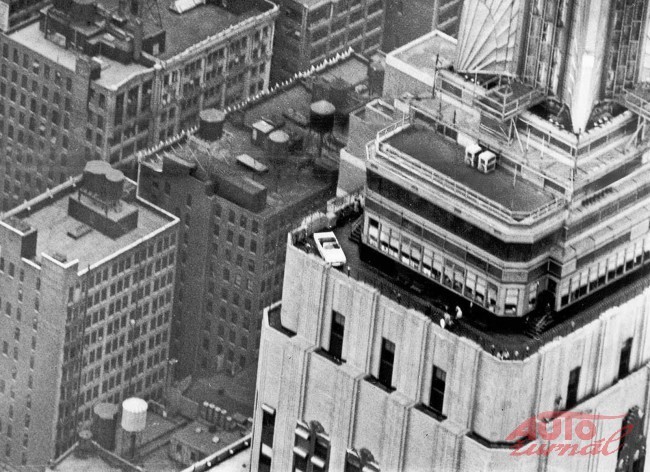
[0,0,277,212]
[250,7,650,471]
[0,161,178,468]
[270,0,383,82]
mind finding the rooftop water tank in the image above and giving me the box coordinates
[310,100,336,134]
[92,403,119,451]
[266,130,290,165]
[198,109,226,141]
[121,397,148,432]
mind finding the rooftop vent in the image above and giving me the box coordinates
[169,0,205,14]
[52,252,68,263]
[67,224,93,240]
[236,154,269,173]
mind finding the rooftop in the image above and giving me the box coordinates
[183,363,257,417]
[97,0,275,61]
[141,52,376,215]
[3,178,176,271]
[389,29,457,77]
[9,22,77,71]
[173,421,245,457]
[293,203,650,360]
[382,124,556,213]
[48,439,142,472]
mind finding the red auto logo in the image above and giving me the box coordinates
[507,411,633,456]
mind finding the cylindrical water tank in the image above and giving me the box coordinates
[266,130,290,164]
[83,161,108,192]
[198,109,226,141]
[121,398,148,432]
[104,168,125,202]
[92,403,119,451]
[310,100,335,134]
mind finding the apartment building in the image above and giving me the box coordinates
[0,161,178,467]
[382,0,463,52]
[0,0,278,211]
[137,50,377,381]
[271,0,383,82]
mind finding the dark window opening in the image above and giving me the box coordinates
[378,338,395,390]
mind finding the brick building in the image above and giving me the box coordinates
[137,51,377,382]
[271,0,383,83]
[0,161,178,467]
[0,0,278,211]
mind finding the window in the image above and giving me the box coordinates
[378,338,395,389]
[618,338,633,379]
[328,311,344,361]
[566,367,580,409]
[259,405,276,472]
[429,366,446,415]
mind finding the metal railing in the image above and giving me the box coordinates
[375,140,564,225]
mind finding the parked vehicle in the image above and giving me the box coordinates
[313,232,347,267]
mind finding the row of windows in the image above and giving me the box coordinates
[559,234,650,307]
[367,218,510,313]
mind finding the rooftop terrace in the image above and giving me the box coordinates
[389,29,457,77]
[293,203,650,360]
[383,124,555,213]
[4,179,175,271]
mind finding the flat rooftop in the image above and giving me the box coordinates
[205,447,250,472]
[6,179,175,271]
[389,29,457,76]
[9,22,77,71]
[294,207,650,360]
[384,125,555,212]
[173,421,244,457]
[99,0,273,60]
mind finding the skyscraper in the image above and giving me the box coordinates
[250,1,650,470]
[0,162,178,467]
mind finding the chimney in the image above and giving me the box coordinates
[132,18,143,61]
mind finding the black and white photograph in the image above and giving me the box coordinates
[0,0,648,471]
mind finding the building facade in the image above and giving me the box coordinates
[251,208,650,471]
[251,1,650,469]
[0,0,277,212]
[382,0,462,52]
[271,0,383,82]
[0,162,178,467]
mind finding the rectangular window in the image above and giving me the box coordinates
[328,311,344,361]
[618,338,633,379]
[429,366,446,415]
[378,338,395,389]
[566,366,581,409]
[259,405,276,472]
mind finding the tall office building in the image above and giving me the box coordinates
[0,161,178,468]
[0,0,277,212]
[137,51,379,382]
[251,2,650,470]
[270,0,383,82]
